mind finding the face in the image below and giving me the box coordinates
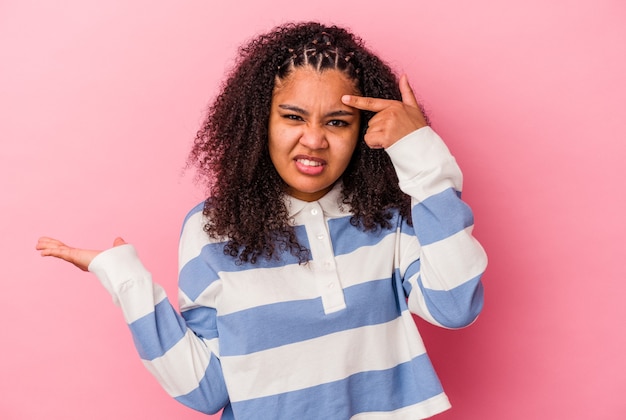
[268,67,361,202]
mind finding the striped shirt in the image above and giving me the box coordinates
[89,126,487,419]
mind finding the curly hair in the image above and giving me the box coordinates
[189,22,422,265]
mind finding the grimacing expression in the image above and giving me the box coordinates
[268,67,361,202]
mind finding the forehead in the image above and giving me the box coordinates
[273,67,359,101]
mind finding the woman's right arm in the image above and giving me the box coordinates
[36,212,230,414]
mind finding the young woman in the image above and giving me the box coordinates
[37,22,487,419]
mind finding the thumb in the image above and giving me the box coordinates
[113,237,127,247]
[399,74,419,108]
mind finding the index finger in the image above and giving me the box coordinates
[341,94,395,112]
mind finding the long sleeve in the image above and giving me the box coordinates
[88,220,230,414]
[386,126,487,328]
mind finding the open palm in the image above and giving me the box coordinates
[36,236,126,271]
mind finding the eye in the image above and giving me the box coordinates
[283,114,304,121]
[327,119,349,127]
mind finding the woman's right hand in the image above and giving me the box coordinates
[36,236,126,271]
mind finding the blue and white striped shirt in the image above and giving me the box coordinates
[89,127,487,419]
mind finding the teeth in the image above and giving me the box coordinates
[297,159,322,167]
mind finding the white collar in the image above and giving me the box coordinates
[284,181,350,218]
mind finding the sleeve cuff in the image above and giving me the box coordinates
[385,127,453,182]
[385,127,462,200]
[88,244,149,306]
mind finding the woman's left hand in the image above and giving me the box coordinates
[341,74,428,149]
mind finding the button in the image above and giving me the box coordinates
[311,208,318,215]
[317,234,325,240]
[328,282,335,289]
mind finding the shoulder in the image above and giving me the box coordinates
[182,201,207,229]
[179,199,227,247]
[178,199,230,267]
[179,200,210,247]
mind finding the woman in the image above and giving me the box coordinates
[37,22,486,419]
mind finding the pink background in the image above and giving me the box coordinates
[2,0,625,418]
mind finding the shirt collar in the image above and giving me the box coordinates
[284,181,349,218]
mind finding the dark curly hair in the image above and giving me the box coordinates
[189,22,423,265]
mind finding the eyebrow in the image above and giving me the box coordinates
[278,104,355,118]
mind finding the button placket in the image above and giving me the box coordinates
[303,202,346,314]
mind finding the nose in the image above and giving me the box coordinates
[299,124,328,150]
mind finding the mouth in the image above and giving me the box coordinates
[296,158,323,167]
[294,155,326,175]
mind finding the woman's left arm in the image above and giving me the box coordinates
[343,76,486,328]
[387,127,487,328]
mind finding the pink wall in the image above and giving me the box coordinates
[2,0,625,418]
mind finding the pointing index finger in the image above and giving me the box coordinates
[341,94,394,112]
